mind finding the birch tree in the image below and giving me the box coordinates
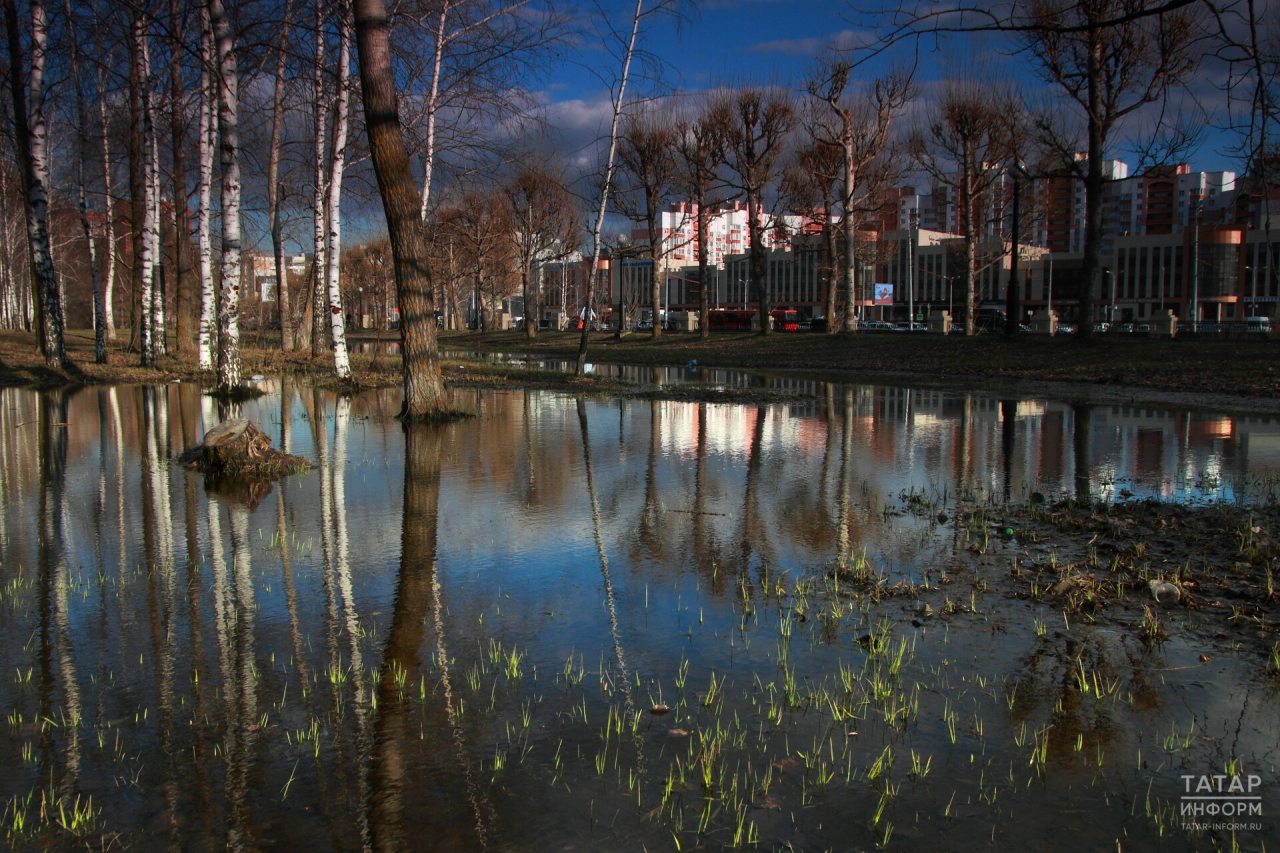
[130,16,158,366]
[145,34,165,361]
[65,0,105,362]
[310,0,330,358]
[210,0,243,392]
[574,0,645,374]
[99,68,117,342]
[4,0,66,367]
[196,3,217,370]
[325,2,353,380]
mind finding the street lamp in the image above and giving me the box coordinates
[906,212,918,327]
[1106,269,1116,327]
[1190,205,1202,333]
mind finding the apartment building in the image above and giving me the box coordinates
[641,201,805,267]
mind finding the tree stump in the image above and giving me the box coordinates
[180,418,310,480]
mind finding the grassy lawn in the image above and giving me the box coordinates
[434,328,1280,398]
[3,326,1278,400]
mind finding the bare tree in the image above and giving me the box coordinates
[781,139,842,331]
[617,110,677,338]
[169,0,196,355]
[268,0,296,349]
[65,0,104,362]
[504,163,577,339]
[674,99,729,340]
[196,1,217,370]
[1024,0,1201,335]
[4,0,66,366]
[131,16,159,366]
[805,59,913,333]
[310,0,330,358]
[354,0,449,418]
[574,0,645,374]
[99,68,117,343]
[908,78,1017,335]
[721,86,796,336]
[408,0,565,220]
[325,1,353,380]
[210,0,243,392]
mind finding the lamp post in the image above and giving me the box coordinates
[1046,252,1054,319]
[1004,165,1024,338]
[1190,205,1202,333]
[907,213,917,328]
[1248,262,1255,319]
[1106,269,1115,326]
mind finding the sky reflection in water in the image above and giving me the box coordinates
[0,377,1277,851]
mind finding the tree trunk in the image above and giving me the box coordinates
[647,197,661,339]
[824,208,838,333]
[196,6,217,371]
[170,0,196,355]
[749,192,770,334]
[210,0,242,392]
[132,17,157,367]
[697,200,710,340]
[99,77,117,342]
[353,0,448,418]
[417,0,450,221]
[841,186,858,333]
[326,7,352,380]
[4,0,65,367]
[1077,29,1104,340]
[576,0,644,374]
[269,0,293,350]
[311,8,329,359]
[145,31,165,360]
[65,0,104,363]
[963,161,977,336]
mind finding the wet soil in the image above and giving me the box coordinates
[880,493,1280,679]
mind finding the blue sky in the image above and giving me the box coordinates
[536,0,1238,177]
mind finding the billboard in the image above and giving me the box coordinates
[873,283,894,305]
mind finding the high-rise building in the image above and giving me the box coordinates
[640,201,804,267]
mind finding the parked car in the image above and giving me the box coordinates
[892,322,927,332]
[796,319,812,331]
[861,321,895,331]
[1055,322,1076,335]
[810,317,828,332]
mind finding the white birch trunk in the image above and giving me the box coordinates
[98,84,116,341]
[133,18,156,366]
[311,9,329,357]
[65,0,104,363]
[417,0,449,220]
[325,10,352,380]
[210,0,242,391]
[143,32,165,360]
[196,9,217,370]
[574,0,643,375]
[24,0,65,366]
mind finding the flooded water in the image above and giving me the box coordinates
[1,377,1277,851]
